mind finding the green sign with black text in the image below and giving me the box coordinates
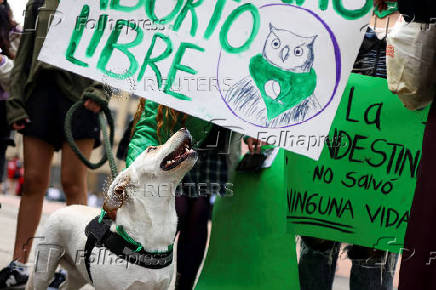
[285,74,429,252]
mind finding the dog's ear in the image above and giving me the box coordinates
[103,174,130,218]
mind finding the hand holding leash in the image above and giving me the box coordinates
[65,99,118,178]
[83,99,101,113]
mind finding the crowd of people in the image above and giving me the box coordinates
[0,0,434,289]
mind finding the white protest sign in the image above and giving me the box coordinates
[39,0,372,160]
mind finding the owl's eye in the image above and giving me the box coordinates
[146,146,158,153]
[271,38,281,49]
[294,47,304,56]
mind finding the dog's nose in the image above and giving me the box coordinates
[178,128,192,143]
[179,128,191,136]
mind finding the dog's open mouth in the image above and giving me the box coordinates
[160,135,195,171]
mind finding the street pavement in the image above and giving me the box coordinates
[0,195,398,290]
[0,195,93,290]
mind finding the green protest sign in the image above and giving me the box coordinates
[285,74,429,253]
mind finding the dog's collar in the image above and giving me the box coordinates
[98,209,174,254]
[84,211,174,283]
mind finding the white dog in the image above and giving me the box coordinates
[26,128,197,290]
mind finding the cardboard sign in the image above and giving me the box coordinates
[285,74,429,252]
[39,0,372,160]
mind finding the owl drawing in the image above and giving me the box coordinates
[225,24,321,127]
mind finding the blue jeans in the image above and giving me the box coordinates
[298,237,398,290]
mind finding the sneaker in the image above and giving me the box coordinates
[0,261,28,289]
[47,270,66,290]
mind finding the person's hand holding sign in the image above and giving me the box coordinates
[246,137,267,154]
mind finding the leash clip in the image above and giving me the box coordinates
[85,217,111,246]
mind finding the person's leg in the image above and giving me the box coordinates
[176,196,211,290]
[348,246,397,290]
[60,139,94,205]
[8,178,16,196]
[175,195,189,289]
[381,253,398,290]
[298,237,340,290]
[0,144,6,194]
[13,136,54,263]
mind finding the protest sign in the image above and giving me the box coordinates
[39,0,372,160]
[285,74,429,252]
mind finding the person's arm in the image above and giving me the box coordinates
[7,0,38,128]
[126,100,160,167]
[0,54,14,91]
[0,26,21,89]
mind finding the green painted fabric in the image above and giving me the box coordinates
[196,150,300,290]
[249,54,317,120]
[126,100,212,167]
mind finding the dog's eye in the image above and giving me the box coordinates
[146,146,158,153]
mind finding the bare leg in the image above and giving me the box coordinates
[60,139,94,206]
[13,136,54,263]
[8,179,16,195]
[0,144,6,194]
